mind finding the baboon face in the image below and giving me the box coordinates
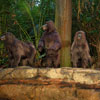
[77,33,82,40]
[42,24,48,31]
[0,32,15,41]
[42,20,56,33]
[75,31,86,41]
[0,35,6,40]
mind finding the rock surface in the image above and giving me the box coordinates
[0,66,100,100]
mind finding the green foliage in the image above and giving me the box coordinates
[0,0,55,66]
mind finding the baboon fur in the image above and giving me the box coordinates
[0,32,36,67]
[71,31,91,68]
[38,20,61,68]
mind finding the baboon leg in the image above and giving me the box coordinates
[10,59,15,67]
[72,57,79,68]
[28,56,35,66]
[13,55,21,67]
[71,53,79,68]
[22,59,28,66]
[82,59,88,68]
[53,55,60,68]
[41,57,52,68]
[47,58,52,67]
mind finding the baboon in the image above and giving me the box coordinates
[38,20,61,68]
[0,32,36,67]
[71,31,91,68]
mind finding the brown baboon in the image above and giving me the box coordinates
[38,20,61,68]
[71,31,91,68]
[0,32,36,67]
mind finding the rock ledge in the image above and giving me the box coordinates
[0,66,100,84]
[0,67,100,100]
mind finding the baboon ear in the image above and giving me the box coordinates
[0,35,6,40]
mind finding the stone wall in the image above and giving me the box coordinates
[0,66,100,100]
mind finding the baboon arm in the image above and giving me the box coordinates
[50,42,61,51]
[13,55,21,67]
[38,35,45,52]
[71,42,75,51]
[50,34,62,51]
[86,42,90,52]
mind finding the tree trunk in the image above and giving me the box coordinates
[97,42,100,67]
[55,0,72,67]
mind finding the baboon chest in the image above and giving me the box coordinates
[44,34,54,48]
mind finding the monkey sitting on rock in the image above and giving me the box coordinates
[71,31,92,68]
[0,32,36,67]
